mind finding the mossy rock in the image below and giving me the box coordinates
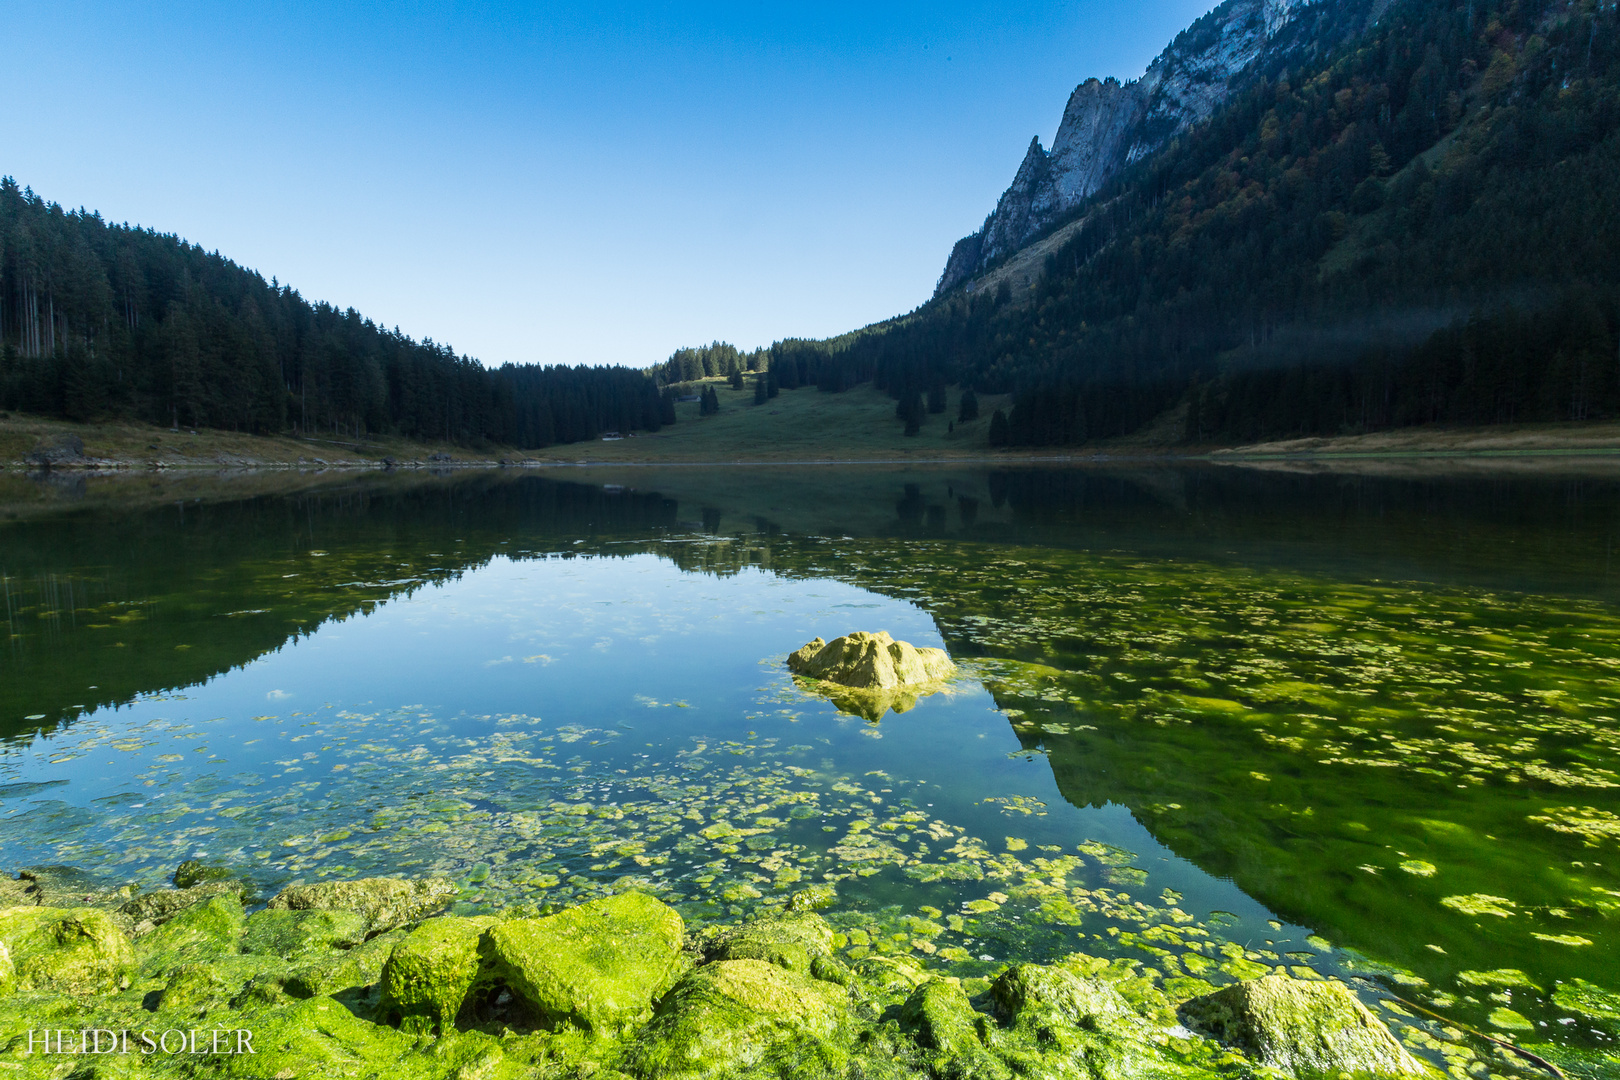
[159,961,237,1018]
[223,994,430,1080]
[787,631,954,690]
[0,941,13,999]
[707,911,835,975]
[291,927,409,1002]
[380,915,497,1034]
[242,907,368,960]
[487,891,685,1035]
[1180,974,1426,1078]
[122,881,246,929]
[174,858,239,890]
[14,867,134,910]
[0,906,134,995]
[135,893,246,977]
[902,978,1011,1080]
[266,876,457,936]
[853,954,932,1005]
[1553,978,1620,1028]
[623,958,851,1080]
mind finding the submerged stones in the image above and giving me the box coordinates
[1180,974,1426,1077]
[788,631,956,721]
[266,876,457,936]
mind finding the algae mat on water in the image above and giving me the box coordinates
[2,509,1619,1073]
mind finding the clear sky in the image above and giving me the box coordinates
[5,0,1214,369]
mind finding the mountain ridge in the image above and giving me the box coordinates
[937,0,1397,296]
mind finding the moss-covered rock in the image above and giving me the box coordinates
[222,994,430,1080]
[122,881,246,930]
[265,876,457,936]
[623,958,850,1079]
[0,941,13,999]
[0,906,134,994]
[160,962,237,1017]
[706,911,835,975]
[291,927,408,1002]
[242,907,368,960]
[902,978,1011,1080]
[136,893,246,977]
[174,859,238,890]
[1180,974,1426,1078]
[488,891,685,1035]
[787,632,955,690]
[380,915,496,1034]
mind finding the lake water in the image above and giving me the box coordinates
[1,463,1617,1075]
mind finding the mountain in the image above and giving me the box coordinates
[937,0,1394,295]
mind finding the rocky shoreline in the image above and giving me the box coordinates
[0,865,1440,1080]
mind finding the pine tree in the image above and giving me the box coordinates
[988,409,1009,447]
[753,376,768,405]
[958,389,979,422]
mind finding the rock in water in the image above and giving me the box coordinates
[265,876,457,935]
[787,632,954,690]
[623,958,850,1080]
[486,891,686,1035]
[1180,974,1426,1077]
[380,915,497,1034]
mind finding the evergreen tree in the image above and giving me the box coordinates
[988,409,1010,447]
[958,389,979,421]
[927,383,946,414]
[753,375,768,405]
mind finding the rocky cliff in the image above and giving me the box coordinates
[936,0,1373,296]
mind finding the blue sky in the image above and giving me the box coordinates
[6,0,1214,368]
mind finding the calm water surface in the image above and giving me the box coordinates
[1,464,1617,1074]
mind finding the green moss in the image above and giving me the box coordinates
[487,891,685,1035]
[1180,974,1426,1078]
[901,978,1011,1080]
[0,907,134,995]
[622,958,850,1080]
[222,995,431,1080]
[0,941,13,999]
[136,893,246,977]
[242,908,369,960]
[265,876,458,936]
[379,915,495,1034]
[707,912,835,976]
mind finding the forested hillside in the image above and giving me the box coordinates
[0,181,669,448]
[766,0,1620,445]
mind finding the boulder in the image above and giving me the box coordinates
[122,881,245,929]
[0,907,134,994]
[174,859,238,890]
[135,893,246,976]
[159,962,236,1017]
[1180,974,1426,1077]
[787,632,955,690]
[991,963,1134,1028]
[24,435,86,468]
[623,959,849,1080]
[380,916,497,1034]
[486,891,685,1035]
[903,978,1010,1080]
[705,911,835,975]
[242,908,369,960]
[220,995,420,1080]
[265,876,456,936]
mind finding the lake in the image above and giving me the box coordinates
[2,462,1617,1075]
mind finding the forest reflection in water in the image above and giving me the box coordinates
[1,461,1618,1065]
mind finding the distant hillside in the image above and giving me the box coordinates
[777,0,1620,447]
[0,183,670,448]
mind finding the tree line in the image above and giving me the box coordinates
[0,179,671,448]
